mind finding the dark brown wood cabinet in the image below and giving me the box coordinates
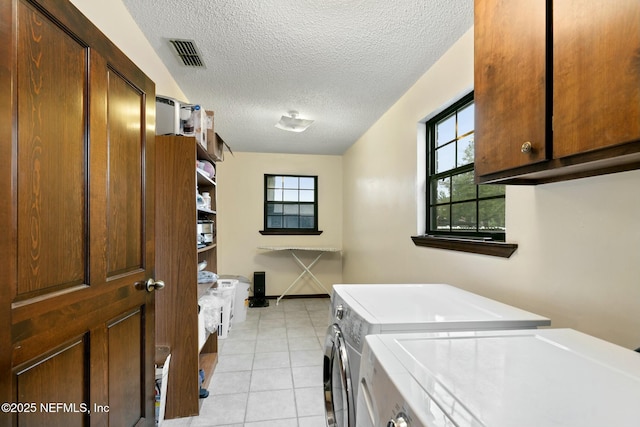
[474,0,640,184]
[155,136,218,419]
[1,1,157,426]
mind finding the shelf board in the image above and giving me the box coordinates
[199,352,218,390]
[155,345,171,366]
[197,243,217,253]
[196,141,216,164]
[197,207,216,215]
[196,168,216,186]
[197,282,215,300]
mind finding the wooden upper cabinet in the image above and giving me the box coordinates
[553,0,640,158]
[475,0,640,184]
[474,0,548,177]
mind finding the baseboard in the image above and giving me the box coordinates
[249,294,329,301]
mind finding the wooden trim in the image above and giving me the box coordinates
[0,0,14,408]
[411,235,518,258]
[260,294,330,300]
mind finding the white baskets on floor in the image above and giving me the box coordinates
[207,281,236,338]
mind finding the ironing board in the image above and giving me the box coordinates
[257,246,342,305]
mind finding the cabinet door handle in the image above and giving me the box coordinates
[521,141,533,153]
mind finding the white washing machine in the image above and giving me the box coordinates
[358,328,640,427]
[323,284,550,427]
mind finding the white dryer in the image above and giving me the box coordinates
[323,284,550,427]
[358,328,640,427]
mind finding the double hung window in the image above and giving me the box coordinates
[426,92,506,241]
[262,174,319,235]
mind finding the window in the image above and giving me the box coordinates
[261,174,321,235]
[426,92,506,241]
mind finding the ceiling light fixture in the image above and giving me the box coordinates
[275,110,314,132]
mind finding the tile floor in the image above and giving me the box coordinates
[162,297,331,427]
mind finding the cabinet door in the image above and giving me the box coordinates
[553,0,640,158]
[474,0,548,177]
[1,1,156,426]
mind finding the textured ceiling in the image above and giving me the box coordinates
[122,0,473,155]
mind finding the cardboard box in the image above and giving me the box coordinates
[212,132,225,162]
[192,108,207,150]
[205,110,214,154]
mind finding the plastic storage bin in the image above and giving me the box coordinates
[208,281,236,338]
[218,275,251,323]
[232,279,249,323]
[198,296,222,338]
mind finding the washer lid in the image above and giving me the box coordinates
[333,284,549,330]
[379,328,640,427]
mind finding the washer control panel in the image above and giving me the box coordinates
[332,296,370,352]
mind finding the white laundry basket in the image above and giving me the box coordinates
[218,276,250,323]
[232,279,249,323]
[208,281,236,338]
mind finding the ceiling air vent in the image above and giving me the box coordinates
[169,39,205,68]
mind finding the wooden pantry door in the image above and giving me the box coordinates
[0,1,157,426]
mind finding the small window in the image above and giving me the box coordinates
[261,174,320,235]
[426,92,506,240]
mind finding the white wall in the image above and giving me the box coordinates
[69,0,344,298]
[342,28,640,349]
[69,2,639,347]
[70,0,187,101]
[216,152,343,298]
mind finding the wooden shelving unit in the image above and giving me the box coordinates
[155,135,219,419]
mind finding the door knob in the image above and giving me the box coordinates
[145,278,165,292]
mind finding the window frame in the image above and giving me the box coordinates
[426,92,506,241]
[412,92,517,257]
[260,174,322,236]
